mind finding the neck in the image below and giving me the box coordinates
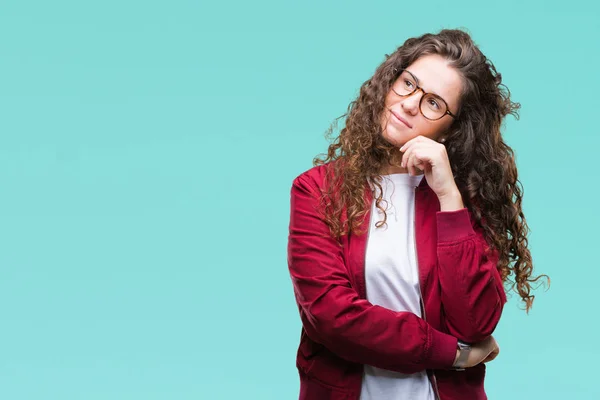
[381,164,409,175]
[380,151,413,175]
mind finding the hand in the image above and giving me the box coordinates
[481,337,500,364]
[455,336,500,369]
[399,135,458,199]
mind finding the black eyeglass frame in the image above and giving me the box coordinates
[391,69,458,121]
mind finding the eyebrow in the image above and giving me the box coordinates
[405,69,444,99]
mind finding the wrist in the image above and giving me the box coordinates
[438,188,464,211]
[452,340,472,370]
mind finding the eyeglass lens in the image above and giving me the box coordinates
[393,71,448,120]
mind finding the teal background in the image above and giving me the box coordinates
[0,0,597,398]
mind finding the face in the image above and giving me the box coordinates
[380,54,463,147]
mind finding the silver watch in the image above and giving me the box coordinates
[453,340,472,371]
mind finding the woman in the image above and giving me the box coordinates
[287,29,548,400]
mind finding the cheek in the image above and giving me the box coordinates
[381,95,398,119]
[413,120,446,138]
[380,100,393,125]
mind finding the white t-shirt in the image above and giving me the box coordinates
[359,172,435,400]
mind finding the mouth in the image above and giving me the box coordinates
[390,110,412,128]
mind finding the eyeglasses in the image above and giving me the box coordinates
[391,69,458,121]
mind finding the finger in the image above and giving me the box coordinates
[409,147,433,171]
[402,142,426,168]
[415,156,429,168]
[399,135,424,153]
[400,135,440,152]
[401,144,416,168]
[483,345,500,363]
[407,151,420,175]
[414,159,427,173]
[481,353,494,363]
[399,137,417,152]
[482,351,498,363]
[411,153,424,175]
[402,142,437,173]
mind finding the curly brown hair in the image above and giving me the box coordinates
[313,28,549,312]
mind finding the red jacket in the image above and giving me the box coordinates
[287,162,507,400]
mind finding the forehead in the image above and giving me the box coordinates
[404,54,463,107]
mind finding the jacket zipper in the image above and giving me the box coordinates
[414,186,441,400]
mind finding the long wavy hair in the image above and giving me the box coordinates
[313,28,549,312]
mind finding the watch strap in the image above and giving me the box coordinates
[453,340,472,371]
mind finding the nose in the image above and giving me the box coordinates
[400,88,424,116]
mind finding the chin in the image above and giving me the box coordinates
[382,125,411,147]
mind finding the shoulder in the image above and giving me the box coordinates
[291,160,339,192]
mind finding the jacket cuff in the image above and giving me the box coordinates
[436,208,476,243]
[426,329,459,369]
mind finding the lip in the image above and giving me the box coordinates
[390,110,412,128]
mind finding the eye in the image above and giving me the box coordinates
[404,80,414,88]
[427,98,440,109]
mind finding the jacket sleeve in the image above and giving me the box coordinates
[436,208,508,343]
[287,174,458,374]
